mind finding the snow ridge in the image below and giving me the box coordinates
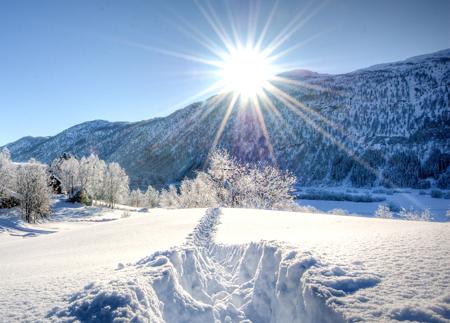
[50,209,382,322]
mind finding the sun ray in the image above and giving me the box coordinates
[262,0,326,57]
[163,11,228,58]
[110,37,222,68]
[267,81,347,136]
[255,0,280,51]
[267,30,330,63]
[210,93,239,152]
[194,0,236,53]
[253,95,277,164]
[224,0,242,49]
[266,83,384,184]
[164,80,224,114]
[272,75,337,94]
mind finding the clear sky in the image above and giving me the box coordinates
[1,0,449,146]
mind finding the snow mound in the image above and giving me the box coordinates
[51,208,382,322]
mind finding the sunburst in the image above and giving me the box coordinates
[112,0,404,191]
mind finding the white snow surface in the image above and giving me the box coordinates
[0,203,204,322]
[1,204,449,322]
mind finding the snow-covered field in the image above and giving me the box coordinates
[297,187,450,221]
[0,203,204,322]
[1,202,449,322]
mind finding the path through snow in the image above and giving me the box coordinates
[51,209,385,322]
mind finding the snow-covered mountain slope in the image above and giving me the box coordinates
[2,206,446,322]
[4,49,450,188]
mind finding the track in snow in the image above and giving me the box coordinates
[50,208,381,322]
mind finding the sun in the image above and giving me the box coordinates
[218,47,275,99]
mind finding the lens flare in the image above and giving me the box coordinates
[218,47,274,99]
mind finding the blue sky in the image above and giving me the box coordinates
[0,0,449,146]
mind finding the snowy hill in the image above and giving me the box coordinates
[4,49,450,188]
[1,206,449,322]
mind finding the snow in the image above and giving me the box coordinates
[297,188,450,220]
[0,203,204,321]
[1,204,449,322]
[216,209,450,322]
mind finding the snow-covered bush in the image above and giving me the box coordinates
[375,204,393,219]
[399,208,431,221]
[328,208,349,216]
[15,161,52,223]
[290,204,320,213]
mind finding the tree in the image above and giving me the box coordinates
[144,185,159,208]
[128,189,145,207]
[167,150,297,210]
[205,150,296,209]
[15,161,51,223]
[52,155,80,197]
[159,185,180,208]
[0,148,14,201]
[79,154,106,202]
[375,204,393,219]
[177,172,218,208]
[102,162,129,208]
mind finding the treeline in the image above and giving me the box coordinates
[329,149,450,189]
[0,149,298,222]
[50,153,129,208]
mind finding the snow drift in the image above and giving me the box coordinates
[50,209,383,322]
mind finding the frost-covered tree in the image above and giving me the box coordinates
[144,185,159,208]
[169,150,296,210]
[207,150,243,206]
[205,150,296,209]
[233,164,296,209]
[177,172,218,208]
[52,155,80,197]
[0,148,14,202]
[79,154,107,202]
[375,204,393,218]
[102,162,129,208]
[15,161,51,223]
[399,207,431,221]
[128,189,146,207]
[159,185,180,208]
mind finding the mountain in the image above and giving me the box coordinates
[4,49,450,189]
